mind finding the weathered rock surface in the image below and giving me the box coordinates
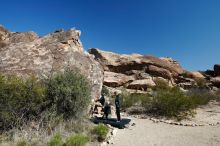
[104,71,135,87]
[89,48,220,91]
[127,78,156,91]
[214,64,220,76]
[0,25,103,99]
[89,48,184,77]
[89,48,184,91]
[210,77,220,88]
[185,71,205,79]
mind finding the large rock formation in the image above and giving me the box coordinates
[89,48,185,91]
[214,64,220,76]
[0,25,103,99]
[89,48,220,92]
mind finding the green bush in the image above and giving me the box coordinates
[16,140,28,146]
[153,78,171,91]
[46,69,91,119]
[0,68,91,132]
[47,133,63,146]
[65,134,88,146]
[151,87,195,120]
[121,91,151,110]
[91,124,109,142]
[0,74,46,130]
[101,85,109,96]
[187,88,216,105]
[195,78,207,88]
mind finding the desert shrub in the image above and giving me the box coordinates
[16,140,28,146]
[151,87,195,120]
[47,133,63,146]
[101,85,110,96]
[121,90,136,109]
[91,124,109,142]
[215,90,220,101]
[153,78,170,91]
[195,78,207,88]
[46,69,91,119]
[120,89,151,110]
[0,74,46,130]
[65,134,88,146]
[187,88,216,105]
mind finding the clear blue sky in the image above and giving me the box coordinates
[0,0,219,71]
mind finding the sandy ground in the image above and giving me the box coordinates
[111,118,220,146]
[111,102,220,146]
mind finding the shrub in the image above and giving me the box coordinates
[187,88,216,105]
[47,133,63,146]
[195,78,207,88]
[16,140,28,146]
[153,78,170,91]
[0,74,46,130]
[46,69,91,119]
[101,85,109,96]
[121,91,151,110]
[65,134,88,146]
[151,87,195,120]
[91,124,109,142]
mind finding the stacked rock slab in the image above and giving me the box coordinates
[0,25,103,99]
[89,48,185,91]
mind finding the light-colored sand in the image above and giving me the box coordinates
[111,102,220,146]
[111,117,220,146]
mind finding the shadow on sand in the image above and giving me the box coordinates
[91,117,131,129]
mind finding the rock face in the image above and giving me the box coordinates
[89,48,220,92]
[214,64,220,76]
[89,48,185,91]
[104,71,135,87]
[211,77,220,88]
[0,25,103,99]
[185,71,205,79]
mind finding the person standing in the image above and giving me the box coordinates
[114,92,121,122]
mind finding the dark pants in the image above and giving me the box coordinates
[116,108,121,121]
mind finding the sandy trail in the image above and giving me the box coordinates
[111,102,220,146]
[111,117,220,146]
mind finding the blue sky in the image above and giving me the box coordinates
[0,0,219,71]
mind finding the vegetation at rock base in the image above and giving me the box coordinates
[101,85,110,96]
[16,140,28,146]
[65,134,89,146]
[121,79,220,120]
[0,69,95,145]
[46,133,63,146]
[91,124,109,142]
[0,74,47,130]
[46,69,91,119]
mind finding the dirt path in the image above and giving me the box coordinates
[111,117,220,146]
[111,102,220,146]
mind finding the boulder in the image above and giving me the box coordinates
[214,64,220,76]
[146,65,173,80]
[178,82,194,89]
[0,25,103,99]
[210,77,220,88]
[89,48,184,79]
[184,71,205,79]
[127,78,156,91]
[104,71,135,87]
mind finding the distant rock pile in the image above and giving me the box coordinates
[0,25,103,99]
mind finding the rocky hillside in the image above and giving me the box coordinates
[89,48,220,93]
[0,25,103,99]
[0,25,219,97]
